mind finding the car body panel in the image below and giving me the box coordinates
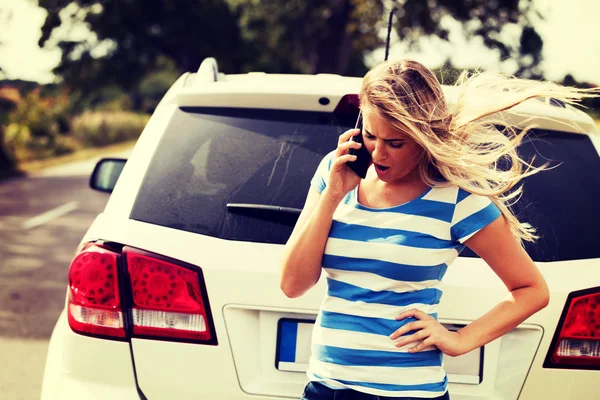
[76,214,600,399]
[41,70,600,399]
[41,311,138,400]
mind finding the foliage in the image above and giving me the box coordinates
[134,57,180,113]
[36,0,544,90]
[0,90,19,172]
[393,0,544,79]
[0,87,150,164]
[4,88,74,162]
[37,0,250,91]
[0,79,151,172]
[226,0,384,75]
[0,0,564,176]
[70,110,150,147]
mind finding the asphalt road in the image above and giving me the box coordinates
[0,149,131,400]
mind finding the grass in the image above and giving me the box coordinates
[17,139,137,174]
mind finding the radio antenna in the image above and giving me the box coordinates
[384,7,396,61]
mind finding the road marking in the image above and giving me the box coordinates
[22,201,79,230]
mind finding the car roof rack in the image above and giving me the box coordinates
[195,57,224,86]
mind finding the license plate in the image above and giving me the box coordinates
[275,318,483,385]
[275,318,315,372]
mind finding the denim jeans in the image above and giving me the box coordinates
[301,381,450,400]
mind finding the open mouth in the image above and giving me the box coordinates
[374,164,390,172]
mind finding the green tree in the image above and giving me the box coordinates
[392,0,544,79]
[4,88,74,161]
[227,0,544,77]
[226,0,384,75]
[37,0,545,91]
[0,7,18,175]
[0,94,17,176]
[38,0,252,92]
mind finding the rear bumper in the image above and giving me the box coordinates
[40,310,295,400]
[40,311,139,400]
[518,361,600,399]
[40,308,598,400]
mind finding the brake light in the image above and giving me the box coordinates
[67,245,125,339]
[124,247,215,343]
[544,288,600,369]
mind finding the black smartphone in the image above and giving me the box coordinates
[347,112,372,179]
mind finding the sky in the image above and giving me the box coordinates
[0,0,599,85]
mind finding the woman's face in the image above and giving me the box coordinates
[361,106,423,184]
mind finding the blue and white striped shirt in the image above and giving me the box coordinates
[307,152,501,398]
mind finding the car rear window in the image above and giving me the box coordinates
[130,107,354,245]
[460,129,600,262]
[131,107,600,262]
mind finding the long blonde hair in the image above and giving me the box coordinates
[359,59,598,242]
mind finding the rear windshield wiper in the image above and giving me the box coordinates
[226,203,302,216]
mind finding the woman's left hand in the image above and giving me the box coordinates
[390,309,470,357]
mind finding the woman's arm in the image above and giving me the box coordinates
[453,215,550,352]
[279,188,338,298]
[390,215,549,356]
[280,128,363,298]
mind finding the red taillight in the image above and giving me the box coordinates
[67,245,126,339]
[67,243,216,344]
[124,247,215,343]
[545,288,600,369]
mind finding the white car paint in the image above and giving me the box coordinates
[41,67,600,400]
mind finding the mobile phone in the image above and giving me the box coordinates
[347,112,372,179]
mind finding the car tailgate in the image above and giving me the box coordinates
[84,215,599,400]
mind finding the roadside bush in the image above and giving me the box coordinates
[3,89,74,162]
[4,123,82,162]
[71,111,150,147]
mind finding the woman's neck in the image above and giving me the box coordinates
[358,167,430,208]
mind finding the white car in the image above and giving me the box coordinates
[41,58,600,400]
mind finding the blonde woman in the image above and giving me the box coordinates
[280,59,596,399]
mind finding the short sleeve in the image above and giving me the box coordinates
[451,189,502,243]
[310,151,335,194]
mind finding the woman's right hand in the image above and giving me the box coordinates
[323,128,364,204]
